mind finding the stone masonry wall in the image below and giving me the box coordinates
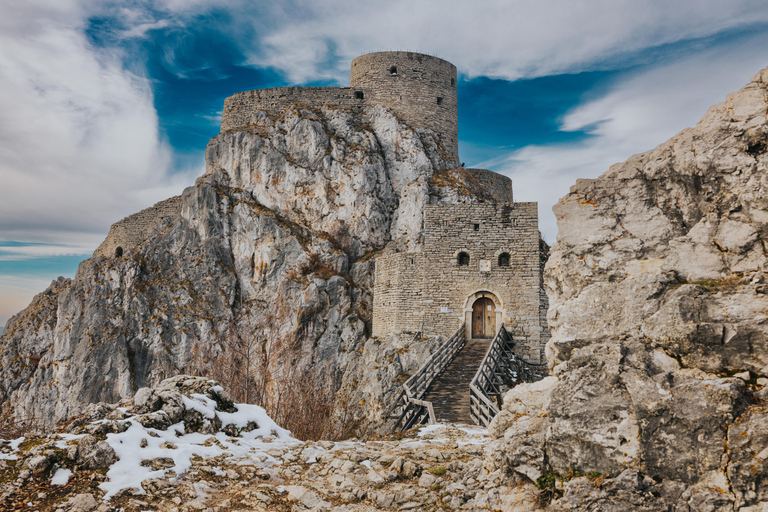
[93,196,182,258]
[372,253,426,338]
[373,202,544,362]
[466,169,513,203]
[350,52,458,164]
[221,87,367,133]
[220,52,459,165]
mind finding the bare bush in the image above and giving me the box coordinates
[266,369,340,441]
[188,298,343,441]
[0,405,41,440]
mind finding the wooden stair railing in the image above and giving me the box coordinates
[385,324,466,432]
[469,324,515,427]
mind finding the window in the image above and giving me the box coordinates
[498,252,510,267]
[458,252,470,266]
[437,97,443,105]
[389,66,398,75]
[115,247,123,258]
[355,91,364,99]
[451,78,455,87]
[473,223,480,231]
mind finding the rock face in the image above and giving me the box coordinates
[488,68,768,510]
[0,104,488,434]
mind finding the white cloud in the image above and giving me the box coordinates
[0,0,196,245]
[243,0,768,83]
[0,243,94,261]
[493,30,768,242]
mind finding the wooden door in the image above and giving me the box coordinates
[484,300,496,337]
[472,297,495,339]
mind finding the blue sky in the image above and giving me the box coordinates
[2,1,768,330]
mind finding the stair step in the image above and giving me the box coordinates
[423,339,491,423]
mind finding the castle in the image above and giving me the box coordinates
[93,51,548,363]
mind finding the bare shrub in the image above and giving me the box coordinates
[266,369,340,441]
[0,404,41,440]
[187,297,344,441]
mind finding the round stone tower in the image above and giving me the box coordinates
[350,52,459,164]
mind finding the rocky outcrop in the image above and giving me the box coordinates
[0,104,489,434]
[0,376,540,511]
[488,68,768,510]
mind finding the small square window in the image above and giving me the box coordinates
[354,91,364,99]
[437,97,443,105]
[473,223,479,231]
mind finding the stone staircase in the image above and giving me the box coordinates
[423,339,492,423]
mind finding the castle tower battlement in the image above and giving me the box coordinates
[220,51,459,165]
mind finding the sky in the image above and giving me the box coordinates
[2,0,768,330]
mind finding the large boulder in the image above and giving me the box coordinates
[492,68,768,510]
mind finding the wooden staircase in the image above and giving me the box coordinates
[423,339,492,423]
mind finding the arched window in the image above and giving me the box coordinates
[115,247,123,258]
[498,252,510,267]
[458,252,470,266]
[389,66,397,75]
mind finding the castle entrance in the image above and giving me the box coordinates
[471,297,496,339]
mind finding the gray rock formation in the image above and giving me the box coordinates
[0,104,487,434]
[0,376,542,511]
[488,68,768,510]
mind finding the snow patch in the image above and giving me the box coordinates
[99,402,297,499]
[51,468,72,485]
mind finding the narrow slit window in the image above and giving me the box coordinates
[473,223,480,231]
[437,97,443,105]
[451,78,455,87]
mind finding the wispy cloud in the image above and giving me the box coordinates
[0,0,197,246]
[0,242,93,261]
[240,0,768,83]
[493,30,768,241]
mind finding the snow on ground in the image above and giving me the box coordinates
[99,393,299,499]
[0,437,24,460]
[50,468,72,485]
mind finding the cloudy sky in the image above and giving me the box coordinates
[2,0,768,330]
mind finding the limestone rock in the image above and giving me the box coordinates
[491,66,768,509]
[76,435,117,470]
[0,104,488,434]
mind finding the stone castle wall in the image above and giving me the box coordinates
[350,52,458,162]
[93,196,182,258]
[466,169,513,203]
[220,51,459,164]
[373,202,545,362]
[221,87,367,132]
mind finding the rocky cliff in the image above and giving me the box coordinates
[0,104,491,435]
[488,69,768,510]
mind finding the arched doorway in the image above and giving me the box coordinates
[471,297,496,339]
